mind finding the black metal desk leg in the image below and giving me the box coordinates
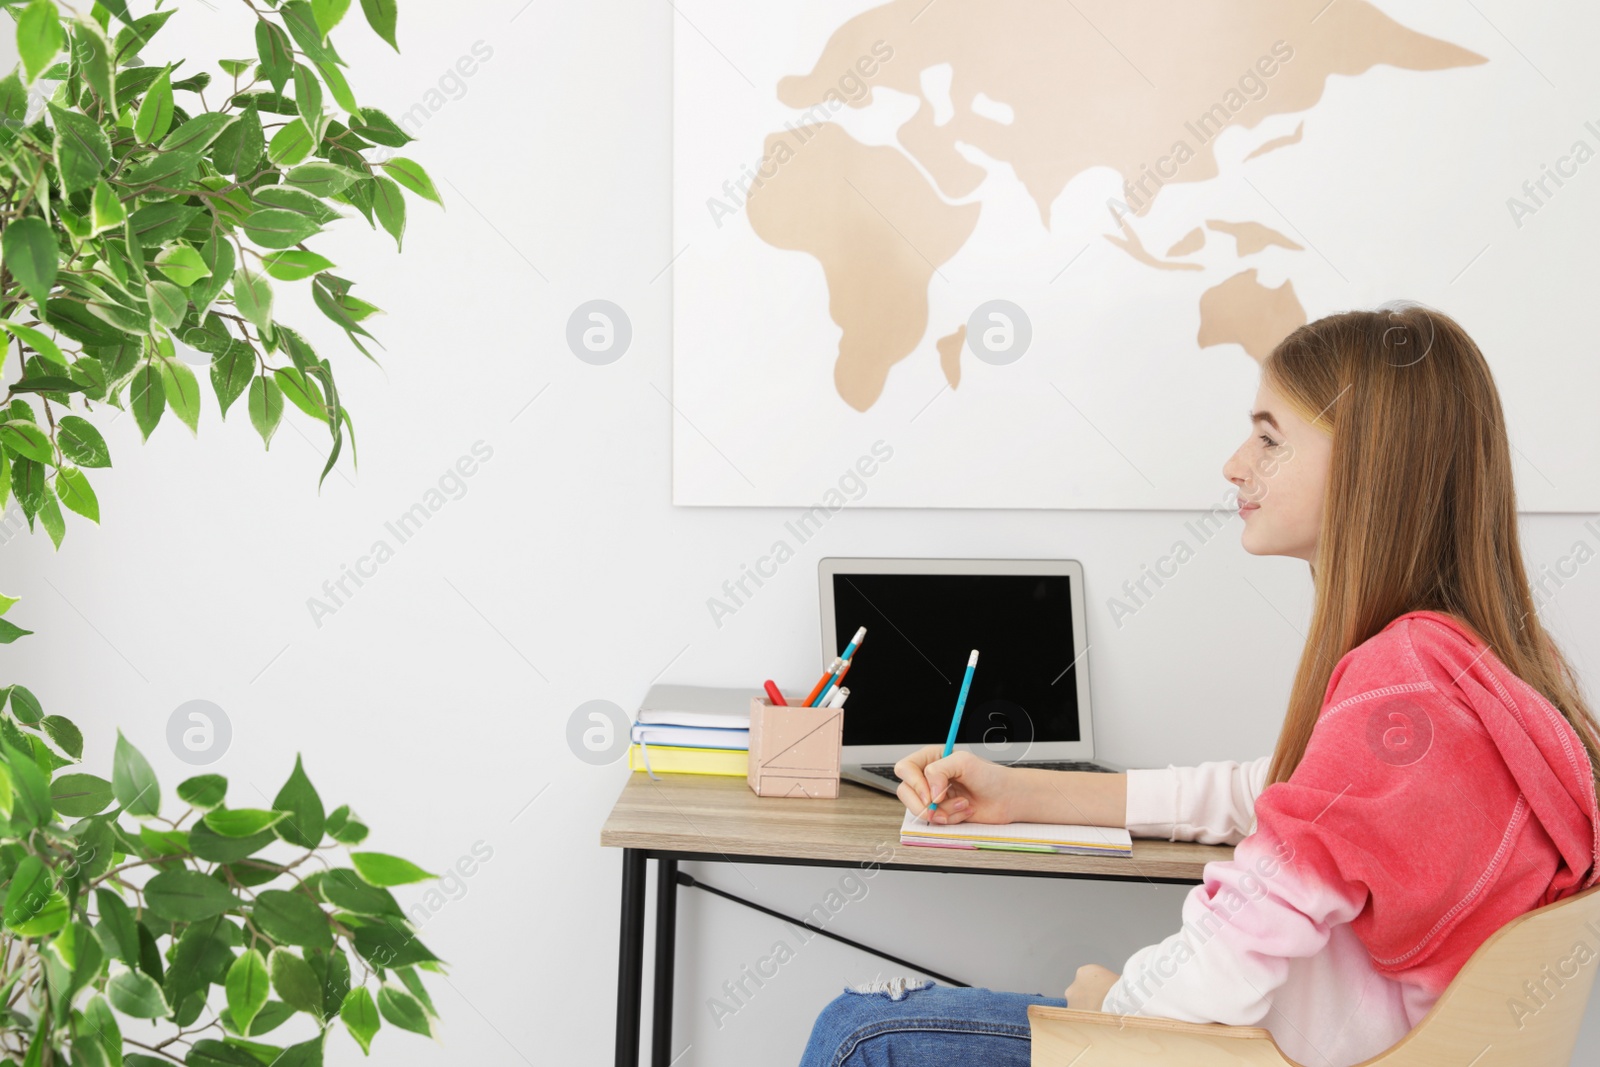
[651,858,679,1066]
[616,848,647,1067]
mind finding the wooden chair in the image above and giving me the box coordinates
[1029,884,1600,1066]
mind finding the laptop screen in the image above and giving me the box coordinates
[827,571,1083,760]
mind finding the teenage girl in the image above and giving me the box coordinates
[797,303,1600,1067]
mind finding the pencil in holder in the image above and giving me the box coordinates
[747,695,842,798]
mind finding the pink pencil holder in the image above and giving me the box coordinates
[746,695,843,799]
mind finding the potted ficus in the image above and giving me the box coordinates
[0,1,447,1063]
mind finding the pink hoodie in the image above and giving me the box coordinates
[1103,609,1600,1067]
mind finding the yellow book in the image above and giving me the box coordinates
[628,743,747,777]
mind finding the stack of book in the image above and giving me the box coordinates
[628,684,765,777]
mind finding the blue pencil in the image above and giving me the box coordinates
[928,650,978,812]
[809,626,866,706]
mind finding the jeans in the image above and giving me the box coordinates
[797,978,1069,1067]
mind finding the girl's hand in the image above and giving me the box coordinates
[893,745,1016,824]
[1064,964,1120,1011]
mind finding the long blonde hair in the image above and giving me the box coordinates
[1262,302,1600,793]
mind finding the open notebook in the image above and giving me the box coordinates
[900,810,1133,857]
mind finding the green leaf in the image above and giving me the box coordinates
[192,237,236,316]
[219,59,253,77]
[0,618,34,643]
[248,374,284,448]
[2,217,57,309]
[8,685,41,722]
[3,738,51,826]
[154,243,210,287]
[272,1038,326,1067]
[324,805,369,846]
[377,984,431,1037]
[269,948,323,1019]
[57,415,109,467]
[0,321,66,370]
[272,754,325,847]
[4,854,66,934]
[203,808,287,837]
[11,456,46,523]
[113,9,175,60]
[87,178,129,237]
[232,267,273,335]
[17,0,64,84]
[316,60,358,114]
[339,987,379,1055]
[157,357,201,434]
[359,0,398,51]
[252,890,333,949]
[318,868,400,917]
[138,824,189,857]
[123,147,204,189]
[177,773,227,810]
[281,1,342,66]
[95,889,140,965]
[254,186,343,223]
[381,157,441,205]
[395,967,438,1019]
[293,63,324,141]
[55,466,98,522]
[0,421,51,463]
[372,176,404,251]
[161,112,238,155]
[313,0,353,37]
[243,208,322,249]
[128,202,202,246]
[349,108,411,148]
[227,949,270,1036]
[0,71,26,122]
[34,490,60,547]
[81,997,122,1067]
[173,71,212,93]
[255,21,294,95]
[41,714,82,757]
[51,772,111,816]
[49,104,113,196]
[165,915,239,1009]
[143,870,241,922]
[188,823,275,864]
[111,729,159,815]
[267,118,313,166]
[108,968,169,1018]
[272,366,326,422]
[263,250,337,281]
[130,361,165,440]
[285,162,360,198]
[146,279,188,331]
[134,67,174,143]
[187,1039,270,1067]
[212,103,264,178]
[349,852,434,888]
[210,341,255,418]
[73,18,117,112]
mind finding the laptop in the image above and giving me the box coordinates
[819,557,1122,796]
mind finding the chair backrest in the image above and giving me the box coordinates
[1372,885,1600,1067]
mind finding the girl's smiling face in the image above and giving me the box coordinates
[1223,379,1334,566]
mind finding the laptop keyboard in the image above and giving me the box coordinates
[859,760,1117,778]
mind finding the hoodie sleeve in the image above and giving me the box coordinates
[1099,686,1437,1024]
[1124,756,1272,845]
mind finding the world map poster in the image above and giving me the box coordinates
[672,1,1600,511]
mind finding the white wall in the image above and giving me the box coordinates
[5,2,1598,1064]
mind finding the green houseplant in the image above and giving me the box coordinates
[0,1,449,1063]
